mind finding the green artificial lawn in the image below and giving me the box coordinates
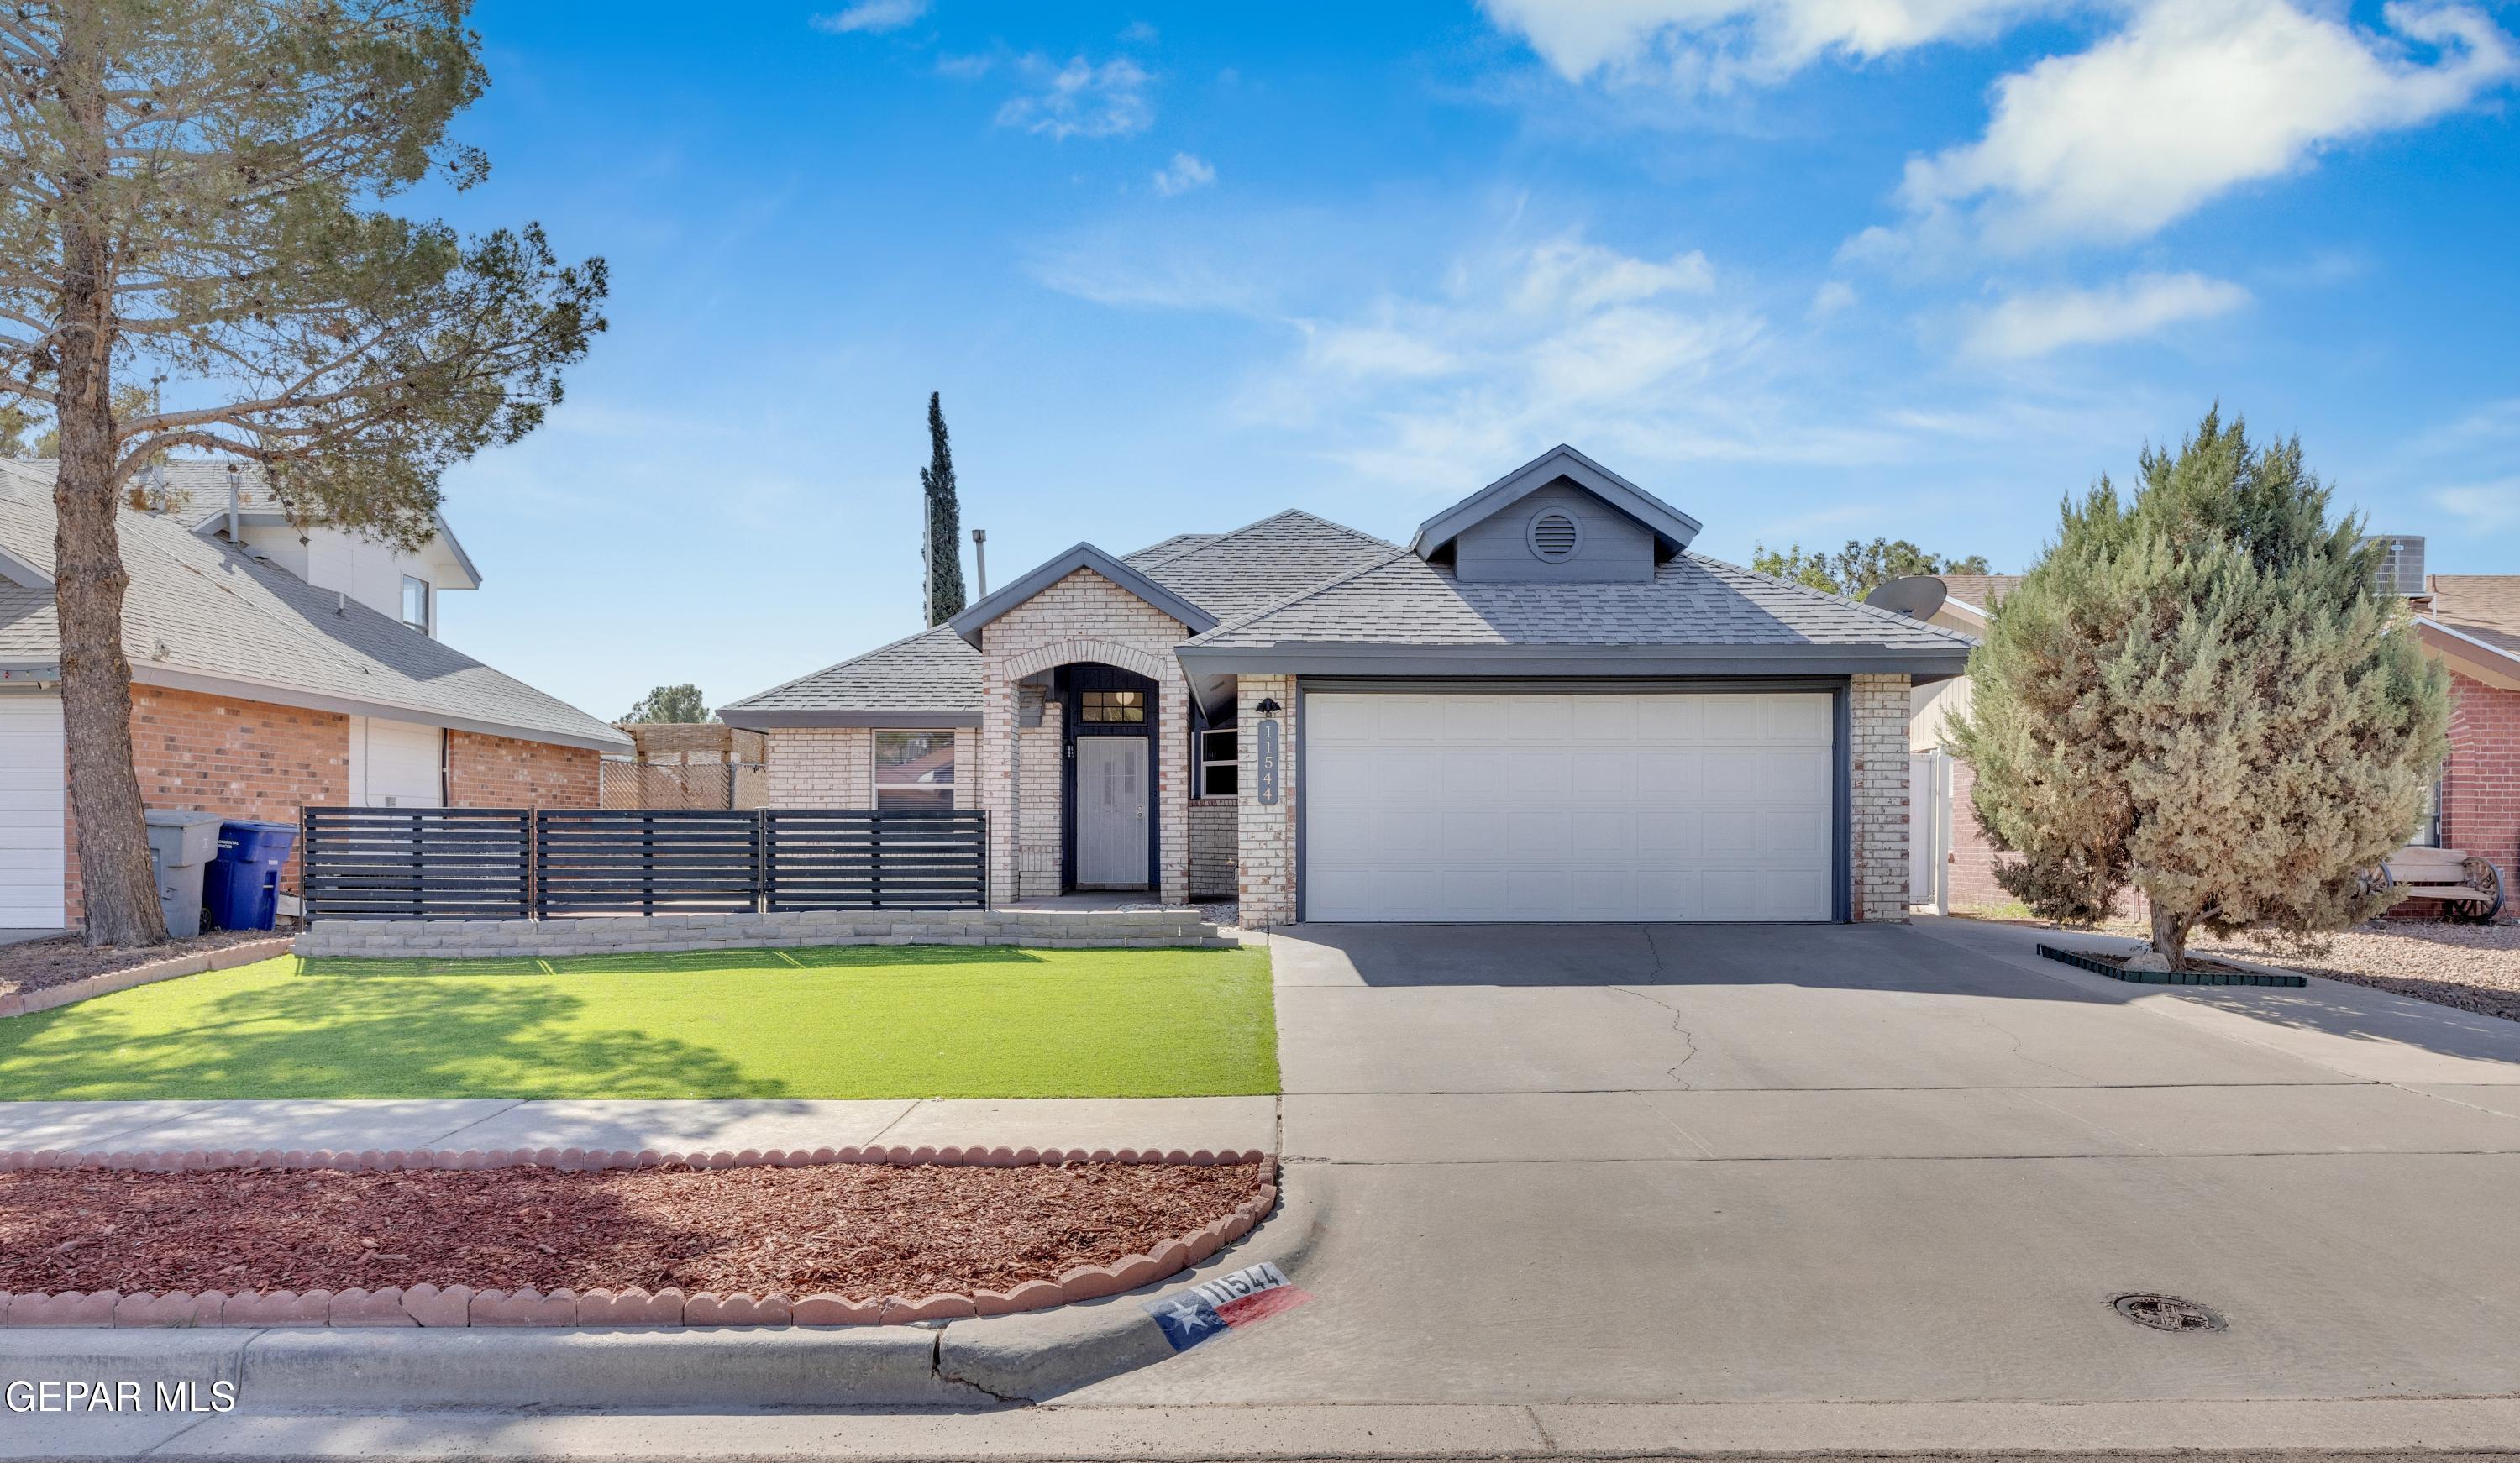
[0,945,1278,1101]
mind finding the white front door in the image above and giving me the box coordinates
[1304,690,1837,922]
[1076,737,1149,887]
[0,694,66,927]
[349,716,444,807]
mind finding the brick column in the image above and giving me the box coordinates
[1236,674,1297,926]
[1850,673,1911,922]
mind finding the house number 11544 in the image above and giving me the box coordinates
[1255,718,1280,805]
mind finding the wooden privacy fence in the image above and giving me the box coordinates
[297,807,988,921]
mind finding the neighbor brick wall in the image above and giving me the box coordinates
[1189,798,1237,900]
[1850,673,1911,923]
[764,726,874,807]
[1236,674,1295,926]
[444,731,599,809]
[2397,671,2520,920]
[1944,758,2010,910]
[976,569,1191,906]
[64,685,351,926]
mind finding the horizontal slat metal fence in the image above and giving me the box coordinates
[299,807,532,921]
[766,809,990,912]
[297,807,988,920]
[534,808,764,916]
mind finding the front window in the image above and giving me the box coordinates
[1199,727,1237,798]
[1080,689,1144,723]
[874,731,955,810]
[402,575,431,634]
[2412,778,2444,847]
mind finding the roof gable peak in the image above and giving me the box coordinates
[1409,445,1701,563]
[945,541,1220,648]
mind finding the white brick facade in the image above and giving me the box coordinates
[976,569,1192,906]
[1850,672,1912,923]
[763,726,872,807]
[1014,690,1063,898]
[1189,798,1237,899]
[1235,674,1297,926]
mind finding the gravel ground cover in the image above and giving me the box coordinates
[0,929,283,999]
[0,944,1278,1101]
[0,1160,1265,1298]
[2193,922,2520,1023]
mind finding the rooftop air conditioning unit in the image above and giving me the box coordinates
[2370,535,2427,598]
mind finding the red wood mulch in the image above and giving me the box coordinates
[0,1161,1265,1299]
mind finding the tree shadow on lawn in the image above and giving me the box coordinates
[0,971,786,1102]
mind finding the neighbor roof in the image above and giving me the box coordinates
[0,492,627,751]
[0,458,480,590]
[717,625,983,728]
[1935,574,2024,615]
[2426,575,2520,661]
[1176,550,1977,680]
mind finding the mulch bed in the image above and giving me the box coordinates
[0,927,286,999]
[0,1161,1264,1299]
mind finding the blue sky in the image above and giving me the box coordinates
[425,0,2520,720]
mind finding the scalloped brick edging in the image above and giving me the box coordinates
[0,936,297,1020]
[0,1143,1278,1330]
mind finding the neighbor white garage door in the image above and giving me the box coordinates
[1303,691,1835,922]
[0,694,66,927]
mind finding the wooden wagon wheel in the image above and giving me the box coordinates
[2455,857,2507,924]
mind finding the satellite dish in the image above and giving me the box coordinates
[1866,575,1949,621]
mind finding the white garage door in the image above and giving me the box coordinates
[1304,691,1835,922]
[348,716,444,807]
[0,694,66,927]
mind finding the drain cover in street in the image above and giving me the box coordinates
[2113,1293,2226,1332]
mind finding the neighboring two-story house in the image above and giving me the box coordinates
[0,459,629,931]
[722,446,1971,926]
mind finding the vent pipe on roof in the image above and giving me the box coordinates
[972,527,988,600]
[225,462,241,544]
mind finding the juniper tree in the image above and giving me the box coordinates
[0,2,606,945]
[921,391,965,625]
[1951,411,2447,968]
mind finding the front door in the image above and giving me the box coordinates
[1077,737,1150,887]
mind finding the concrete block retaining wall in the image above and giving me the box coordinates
[294,908,1239,959]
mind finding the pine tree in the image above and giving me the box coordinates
[622,684,708,724]
[1951,410,2449,968]
[0,3,605,946]
[921,392,967,625]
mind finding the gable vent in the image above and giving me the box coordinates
[1527,509,1582,564]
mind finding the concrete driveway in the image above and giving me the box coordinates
[1070,915,2520,1412]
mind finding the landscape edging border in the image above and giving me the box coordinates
[0,1143,1277,1331]
[0,936,296,1019]
[2036,941,2308,988]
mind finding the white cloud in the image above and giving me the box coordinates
[1478,0,2045,90]
[1962,271,2251,359]
[1152,152,1216,196]
[996,56,1155,139]
[1809,279,1858,317]
[2433,480,2520,532]
[1889,0,2517,251]
[810,0,927,34]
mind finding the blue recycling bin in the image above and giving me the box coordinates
[204,819,297,931]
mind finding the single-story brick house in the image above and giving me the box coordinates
[0,460,630,931]
[1906,562,2520,918]
[720,446,1972,926]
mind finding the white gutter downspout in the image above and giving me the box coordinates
[225,462,241,544]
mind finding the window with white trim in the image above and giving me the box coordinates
[1199,727,1237,798]
[401,575,431,634]
[874,731,955,810]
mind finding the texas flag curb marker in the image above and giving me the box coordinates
[1141,1261,1311,1351]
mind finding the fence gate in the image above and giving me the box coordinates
[1909,751,1950,915]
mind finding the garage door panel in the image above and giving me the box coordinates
[0,783,63,812]
[1305,690,1838,923]
[0,695,66,926]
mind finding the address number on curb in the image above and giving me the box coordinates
[1141,1261,1310,1351]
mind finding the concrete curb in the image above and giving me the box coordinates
[0,1144,1274,1333]
[0,936,293,1019]
[938,1167,1325,1401]
[0,1177,1322,1410]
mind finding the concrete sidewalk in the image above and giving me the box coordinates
[0,1095,1278,1156]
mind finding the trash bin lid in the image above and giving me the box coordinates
[144,808,229,866]
[144,809,228,828]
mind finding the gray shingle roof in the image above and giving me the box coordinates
[1135,510,1396,620]
[1185,551,1981,653]
[1122,532,1219,569]
[0,492,627,750]
[717,624,981,720]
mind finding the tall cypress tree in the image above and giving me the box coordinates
[921,393,968,624]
